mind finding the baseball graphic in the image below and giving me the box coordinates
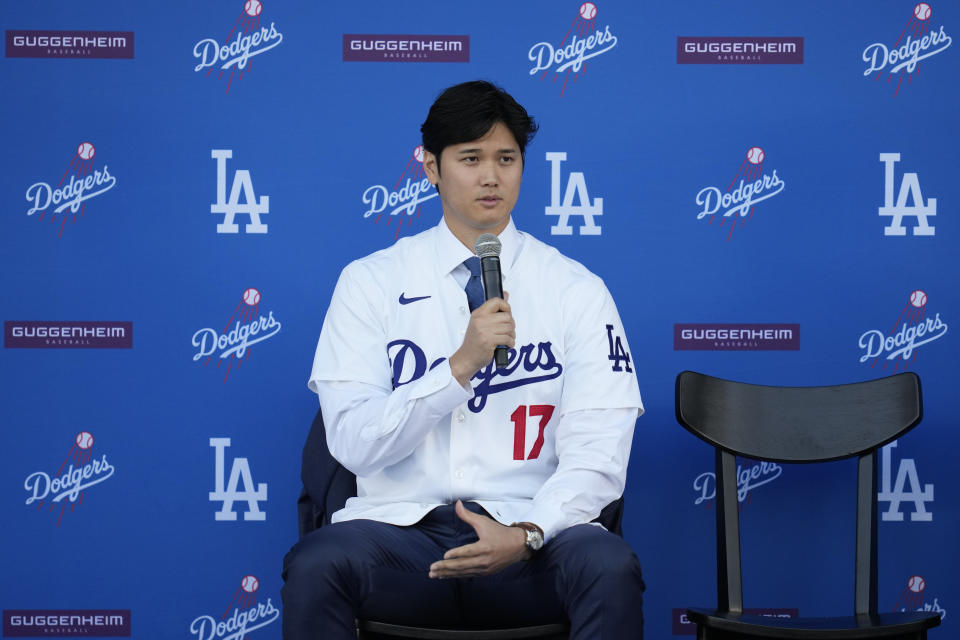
[241,575,260,593]
[77,142,96,160]
[909,290,927,308]
[243,288,261,306]
[244,0,262,17]
[413,145,424,163]
[579,2,597,20]
[907,575,926,593]
[76,431,94,450]
[914,3,932,21]
[746,146,764,165]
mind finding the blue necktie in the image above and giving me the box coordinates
[464,257,485,312]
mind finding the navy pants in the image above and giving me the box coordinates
[281,502,644,639]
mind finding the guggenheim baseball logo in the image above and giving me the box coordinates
[863,3,951,97]
[695,147,785,240]
[24,142,117,237]
[677,36,803,64]
[24,432,116,527]
[528,3,618,96]
[675,324,799,351]
[6,30,133,59]
[5,321,132,349]
[363,145,439,239]
[3,610,130,638]
[192,288,281,381]
[190,575,278,640]
[193,0,283,94]
[343,34,468,62]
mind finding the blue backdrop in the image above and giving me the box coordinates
[1,1,956,638]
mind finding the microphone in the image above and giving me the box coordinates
[474,233,509,368]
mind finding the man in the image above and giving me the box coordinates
[283,80,645,638]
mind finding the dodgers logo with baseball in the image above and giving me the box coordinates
[362,144,439,239]
[695,146,785,240]
[528,2,618,96]
[692,459,783,508]
[894,575,947,619]
[24,142,117,238]
[858,290,947,372]
[191,288,282,382]
[862,3,952,97]
[23,431,116,526]
[189,575,279,640]
[193,0,284,94]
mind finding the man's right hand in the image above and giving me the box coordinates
[449,295,515,387]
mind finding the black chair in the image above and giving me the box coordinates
[674,370,941,640]
[298,407,623,639]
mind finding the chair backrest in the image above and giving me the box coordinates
[298,407,357,538]
[674,371,923,617]
[298,407,625,537]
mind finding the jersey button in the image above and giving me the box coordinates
[454,469,464,479]
[456,413,465,423]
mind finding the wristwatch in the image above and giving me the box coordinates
[511,521,544,552]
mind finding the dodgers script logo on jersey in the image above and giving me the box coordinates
[862,3,952,97]
[545,152,603,236]
[528,3,618,97]
[209,438,267,522]
[692,459,783,508]
[362,144,438,239]
[23,432,116,527]
[211,150,269,234]
[189,575,278,640]
[193,1,283,94]
[695,146,785,241]
[879,153,936,236]
[24,142,116,238]
[388,339,563,413]
[191,288,282,382]
[858,290,947,373]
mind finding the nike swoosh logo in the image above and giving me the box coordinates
[399,294,431,305]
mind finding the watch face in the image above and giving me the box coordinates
[526,529,544,551]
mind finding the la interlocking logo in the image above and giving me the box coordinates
[193,0,283,94]
[209,438,267,522]
[879,153,935,236]
[879,441,933,522]
[545,152,602,235]
[605,325,632,372]
[211,150,269,234]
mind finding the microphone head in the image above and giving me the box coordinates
[474,233,502,259]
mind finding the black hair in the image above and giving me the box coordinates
[420,80,538,169]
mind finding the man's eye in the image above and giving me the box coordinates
[501,156,515,163]
[462,156,478,163]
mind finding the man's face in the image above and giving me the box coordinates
[423,121,523,247]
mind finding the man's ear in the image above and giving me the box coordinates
[423,150,440,186]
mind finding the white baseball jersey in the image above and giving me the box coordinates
[309,218,643,541]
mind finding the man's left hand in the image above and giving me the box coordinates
[428,500,530,578]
